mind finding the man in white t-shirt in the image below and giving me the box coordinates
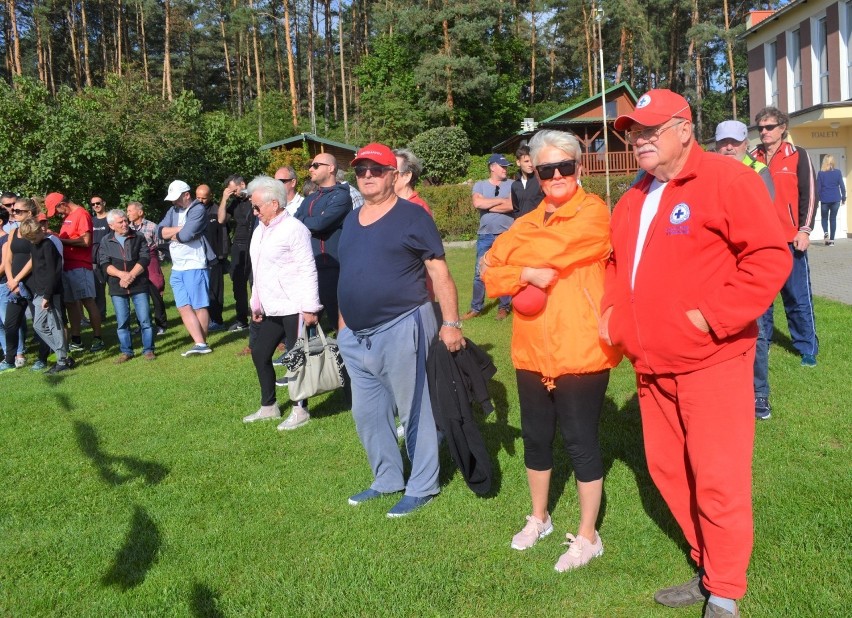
[157,180,213,356]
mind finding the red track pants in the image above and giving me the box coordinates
[637,349,755,599]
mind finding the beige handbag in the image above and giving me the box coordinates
[287,323,345,401]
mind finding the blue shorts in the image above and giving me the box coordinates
[62,268,96,301]
[170,269,210,310]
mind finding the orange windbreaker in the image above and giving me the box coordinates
[481,187,622,385]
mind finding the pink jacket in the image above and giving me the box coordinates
[249,211,322,317]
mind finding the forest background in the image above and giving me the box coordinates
[0,0,789,217]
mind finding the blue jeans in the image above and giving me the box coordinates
[113,292,154,356]
[471,233,511,312]
[820,201,841,240]
[754,305,773,399]
[0,283,27,357]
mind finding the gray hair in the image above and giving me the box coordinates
[393,148,423,187]
[106,209,128,224]
[247,175,287,208]
[127,201,144,213]
[528,130,582,166]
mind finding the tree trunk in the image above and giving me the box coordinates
[99,0,109,74]
[219,9,234,111]
[35,5,46,84]
[283,0,298,129]
[249,0,263,100]
[339,2,348,140]
[615,27,626,84]
[723,0,737,117]
[307,0,316,134]
[442,1,454,123]
[688,0,702,138]
[163,0,173,101]
[81,0,93,86]
[116,0,124,76]
[529,0,535,105]
[66,6,82,90]
[667,4,680,89]
[270,2,285,94]
[137,1,150,92]
[583,1,594,95]
[46,18,56,94]
[7,0,22,76]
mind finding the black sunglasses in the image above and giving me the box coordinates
[353,165,395,178]
[757,123,781,132]
[535,160,577,180]
[11,208,30,214]
[308,162,331,170]
[90,200,104,206]
[493,186,500,197]
[279,177,296,183]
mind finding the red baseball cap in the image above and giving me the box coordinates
[351,143,396,168]
[37,213,47,222]
[44,192,67,217]
[614,89,693,131]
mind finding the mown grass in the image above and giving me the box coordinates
[0,246,848,617]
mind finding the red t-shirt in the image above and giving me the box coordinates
[59,207,94,271]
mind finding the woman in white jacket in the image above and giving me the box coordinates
[242,176,322,430]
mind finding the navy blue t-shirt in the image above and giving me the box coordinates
[338,199,444,331]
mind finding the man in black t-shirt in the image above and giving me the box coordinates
[90,195,110,320]
[511,143,545,219]
[217,175,255,331]
[198,184,228,330]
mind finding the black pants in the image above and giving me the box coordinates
[230,245,252,325]
[147,281,168,329]
[516,368,610,482]
[251,314,301,407]
[94,266,108,320]
[207,261,225,325]
[4,296,49,365]
[317,266,339,332]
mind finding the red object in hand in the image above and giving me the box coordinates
[513,284,547,316]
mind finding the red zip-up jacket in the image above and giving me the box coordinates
[751,142,817,240]
[602,143,792,375]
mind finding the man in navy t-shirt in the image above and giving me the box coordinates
[337,142,464,519]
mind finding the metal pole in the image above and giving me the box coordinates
[596,5,611,209]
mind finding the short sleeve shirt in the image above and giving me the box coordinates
[337,199,445,331]
[59,207,94,271]
[473,179,514,234]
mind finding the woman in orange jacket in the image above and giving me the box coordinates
[481,130,621,572]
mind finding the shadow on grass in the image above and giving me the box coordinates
[74,421,169,486]
[102,505,160,590]
[599,393,691,564]
[189,583,225,618]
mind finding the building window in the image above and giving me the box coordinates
[766,41,778,106]
[816,17,829,103]
[790,29,802,111]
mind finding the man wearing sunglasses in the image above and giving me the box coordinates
[601,90,791,618]
[90,195,110,321]
[274,166,303,215]
[463,153,514,321]
[1,192,18,233]
[750,106,820,370]
[294,153,353,332]
[337,142,463,518]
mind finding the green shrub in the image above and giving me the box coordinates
[419,184,478,240]
[581,173,637,207]
[463,154,494,183]
[410,126,470,186]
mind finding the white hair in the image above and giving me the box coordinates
[528,130,582,165]
[106,209,127,224]
[247,175,287,208]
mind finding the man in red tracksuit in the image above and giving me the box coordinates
[600,90,792,618]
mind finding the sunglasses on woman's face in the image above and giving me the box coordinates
[11,208,29,215]
[535,159,577,180]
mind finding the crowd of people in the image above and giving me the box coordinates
[0,88,832,618]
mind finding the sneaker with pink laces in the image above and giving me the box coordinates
[554,531,603,572]
[510,514,554,550]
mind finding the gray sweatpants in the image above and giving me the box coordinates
[338,303,440,498]
[33,294,67,362]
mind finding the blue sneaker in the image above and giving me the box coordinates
[755,397,771,421]
[0,360,15,373]
[387,494,435,518]
[272,352,288,367]
[30,360,47,371]
[801,354,817,367]
[208,321,225,332]
[348,488,394,506]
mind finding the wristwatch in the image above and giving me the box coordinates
[442,320,462,329]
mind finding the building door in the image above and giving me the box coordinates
[809,148,847,240]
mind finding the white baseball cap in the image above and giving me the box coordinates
[164,180,191,202]
[715,120,748,143]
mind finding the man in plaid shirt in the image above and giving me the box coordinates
[127,201,168,334]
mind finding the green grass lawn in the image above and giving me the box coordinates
[0,246,848,616]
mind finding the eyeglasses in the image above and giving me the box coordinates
[279,177,296,183]
[2,202,15,208]
[308,162,331,170]
[757,123,781,133]
[11,208,30,215]
[90,200,104,206]
[353,165,395,178]
[625,120,686,145]
[535,159,577,180]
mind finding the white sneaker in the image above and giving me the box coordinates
[242,404,281,423]
[277,405,310,431]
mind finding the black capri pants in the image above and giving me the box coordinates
[516,368,610,482]
[251,313,300,407]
